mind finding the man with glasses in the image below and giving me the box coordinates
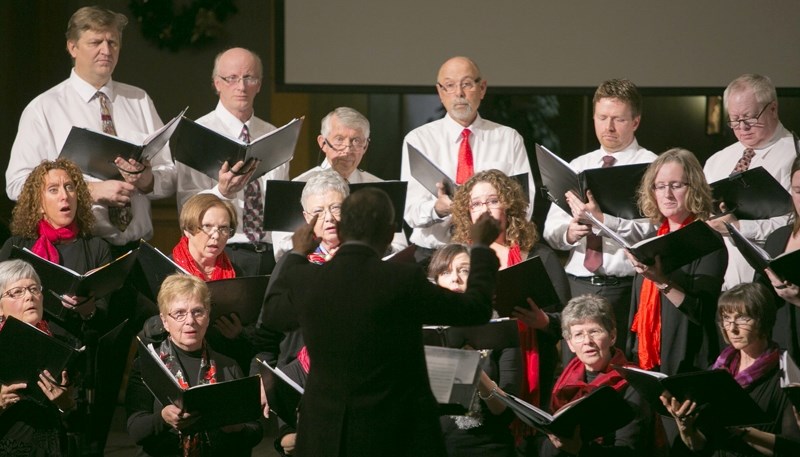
[177,47,289,276]
[400,56,534,264]
[272,107,408,259]
[543,79,656,353]
[704,74,797,289]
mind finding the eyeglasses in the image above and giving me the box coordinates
[469,198,503,213]
[199,224,235,237]
[1,284,43,300]
[570,328,607,344]
[217,75,261,87]
[168,307,209,322]
[727,102,772,129]
[324,137,369,152]
[437,78,482,94]
[305,204,343,218]
[652,182,690,193]
[721,315,754,328]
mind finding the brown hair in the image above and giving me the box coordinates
[11,158,95,238]
[593,79,642,118]
[65,6,128,43]
[179,194,237,235]
[451,169,538,250]
[157,274,210,316]
[717,282,775,342]
[428,244,470,281]
[637,148,713,224]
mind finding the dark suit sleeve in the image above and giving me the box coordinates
[667,246,727,326]
[260,253,309,332]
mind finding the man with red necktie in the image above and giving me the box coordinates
[401,56,534,265]
[704,74,797,290]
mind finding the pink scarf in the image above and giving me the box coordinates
[32,220,79,263]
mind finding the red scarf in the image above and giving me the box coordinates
[630,215,694,370]
[158,337,217,456]
[551,347,630,412]
[297,346,311,374]
[509,244,541,407]
[711,342,780,389]
[171,236,236,281]
[32,220,79,263]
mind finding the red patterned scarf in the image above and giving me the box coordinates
[158,337,217,456]
[630,215,694,370]
[32,220,79,263]
[172,236,236,281]
[307,244,334,265]
[551,347,630,412]
[711,342,780,389]
[297,346,311,374]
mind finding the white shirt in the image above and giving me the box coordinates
[703,124,796,289]
[175,101,290,246]
[543,139,657,277]
[400,113,534,249]
[7,69,174,246]
[272,161,409,260]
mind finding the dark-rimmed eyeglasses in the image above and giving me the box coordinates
[323,137,369,152]
[168,308,209,322]
[437,78,482,94]
[727,102,772,129]
[652,182,690,193]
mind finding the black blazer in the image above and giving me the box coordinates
[263,243,499,457]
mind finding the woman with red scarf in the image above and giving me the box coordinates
[538,294,653,456]
[662,283,800,455]
[625,149,727,377]
[451,170,570,448]
[126,274,262,456]
[0,259,77,455]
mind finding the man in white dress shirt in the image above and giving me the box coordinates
[704,74,797,290]
[400,56,534,263]
[6,6,175,251]
[543,79,657,349]
[273,107,408,259]
[176,47,290,276]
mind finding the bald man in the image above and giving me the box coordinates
[176,47,289,276]
[400,56,534,263]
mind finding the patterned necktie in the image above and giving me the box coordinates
[455,128,474,185]
[241,125,264,243]
[731,148,755,175]
[583,155,616,272]
[97,91,132,232]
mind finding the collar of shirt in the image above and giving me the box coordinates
[213,100,254,139]
[443,112,485,145]
[595,138,643,166]
[69,68,114,103]
[750,123,789,155]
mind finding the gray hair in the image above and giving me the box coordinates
[320,107,370,140]
[0,260,41,292]
[211,47,263,80]
[300,170,350,211]
[723,74,777,109]
[560,294,616,340]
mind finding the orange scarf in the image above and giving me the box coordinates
[630,215,694,370]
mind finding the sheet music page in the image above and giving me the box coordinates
[424,347,458,403]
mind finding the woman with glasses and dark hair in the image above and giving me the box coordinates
[0,259,77,456]
[535,294,653,456]
[125,274,262,456]
[625,149,727,376]
[662,282,800,455]
[450,169,570,439]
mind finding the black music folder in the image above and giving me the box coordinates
[725,222,800,285]
[262,179,407,232]
[256,358,303,428]
[207,276,269,326]
[11,246,138,299]
[130,240,189,301]
[59,108,186,180]
[407,143,530,201]
[424,346,482,415]
[494,256,562,317]
[423,319,519,350]
[535,144,647,220]
[587,216,724,273]
[171,117,303,182]
[137,338,261,432]
[615,366,769,426]
[496,385,634,441]
[710,167,792,220]
[0,316,78,404]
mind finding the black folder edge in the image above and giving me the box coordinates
[423,319,520,350]
[407,142,456,197]
[0,316,77,404]
[710,166,792,220]
[534,143,582,216]
[727,222,800,286]
[256,358,303,428]
[206,276,269,326]
[133,240,190,301]
[494,256,561,317]
[780,352,800,410]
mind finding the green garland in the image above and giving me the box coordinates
[129,0,238,52]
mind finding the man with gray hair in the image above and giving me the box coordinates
[273,106,407,259]
[704,74,797,289]
[177,47,289,276]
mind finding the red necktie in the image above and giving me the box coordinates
[583,155,616,272]
[98,91,132,232]
[731,148,755,175]
[456,128,474,185]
